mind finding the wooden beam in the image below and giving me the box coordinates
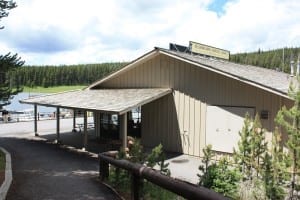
[72,109,76,132]
[56,107,60,143]
[131,173,140,200]
[34,104,38,136]
[95,112,101,138]
[120,113,127,150]
[83,110,88,151]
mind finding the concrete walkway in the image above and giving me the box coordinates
[0,119,201,199]
[0,118,91,137]
[0,137,120,200]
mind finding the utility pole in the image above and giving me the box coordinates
[290,53,294,76]
[282,48,285,72]
[297,54,300,76]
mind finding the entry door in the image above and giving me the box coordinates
[206,106,254,153]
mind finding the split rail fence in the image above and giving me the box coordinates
[99,152,228,200]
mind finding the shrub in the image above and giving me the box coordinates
[198,145,241,199]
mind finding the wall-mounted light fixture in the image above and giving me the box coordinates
[260,110,269,120]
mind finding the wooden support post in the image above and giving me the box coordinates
[131,173,140,200]
[95,112,98,138]
[56,107,60,143]
[72,109,76,132]
[98,112,101,138]
[120,113,127,150]
[99,158,109,181]
[94,112,101,138]
[93,112,97,137]
[34,104,38,136]
[83,110,88,150]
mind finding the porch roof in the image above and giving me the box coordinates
[20,88,172,115]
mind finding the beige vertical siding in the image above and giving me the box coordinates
[98,54,293,156]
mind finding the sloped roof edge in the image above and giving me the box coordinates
[157,48,292,99]
[88,49,159,89]
[88,47,292,99]
[20,88,172,115]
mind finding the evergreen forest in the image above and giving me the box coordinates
[230,47,300,72]
[7,46,300,89]
[9,62,126,88]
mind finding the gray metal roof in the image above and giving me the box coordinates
[20,88,172,114]
[158,48,294,97]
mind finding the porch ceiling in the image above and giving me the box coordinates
[20,88,172,115]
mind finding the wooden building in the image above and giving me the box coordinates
[21,46,295,157]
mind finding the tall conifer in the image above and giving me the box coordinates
[275,77,300,198]
[233,113,267,180]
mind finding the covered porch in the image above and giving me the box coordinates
[20,88,172,151]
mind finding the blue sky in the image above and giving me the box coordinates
[208,0,228,15]
[0,0,299,65]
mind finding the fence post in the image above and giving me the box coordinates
[99,158,109,181]
[131,173,140,200]
[98,152,227,200]
[115,167,120,183]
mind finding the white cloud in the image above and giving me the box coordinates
[0,0,299,65]
[218,0,300,51]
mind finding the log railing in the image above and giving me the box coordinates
[99,152,228,200]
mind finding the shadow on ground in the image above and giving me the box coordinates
[39,131,122,154]
[0,136,121,200]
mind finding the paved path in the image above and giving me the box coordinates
[0,118,92,137]
[0,137,120,200]
[0,118,201,195]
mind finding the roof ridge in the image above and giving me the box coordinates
[159,47,289,75]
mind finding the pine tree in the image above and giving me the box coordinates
[263,127,287,199]
[198,145,241,199]
[211,157,241,199]
[0,0,17,29]
[0,1,23,109]
[0,53,24,109]
[233,113,267,180]
[233,113,253,179]
[250,114,268,177]
[146,143,170,176]
[275,77,300,198]
[198,144,215,187]
[234,114,271,200]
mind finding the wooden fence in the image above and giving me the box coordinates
[99,152,228,200]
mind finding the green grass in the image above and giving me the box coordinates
[0,151,5,171]
[23,85,87,93]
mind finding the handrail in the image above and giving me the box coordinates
[99,152,228,200]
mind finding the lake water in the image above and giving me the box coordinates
[4,92,55,113]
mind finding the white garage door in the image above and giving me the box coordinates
[206,106,254,153]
